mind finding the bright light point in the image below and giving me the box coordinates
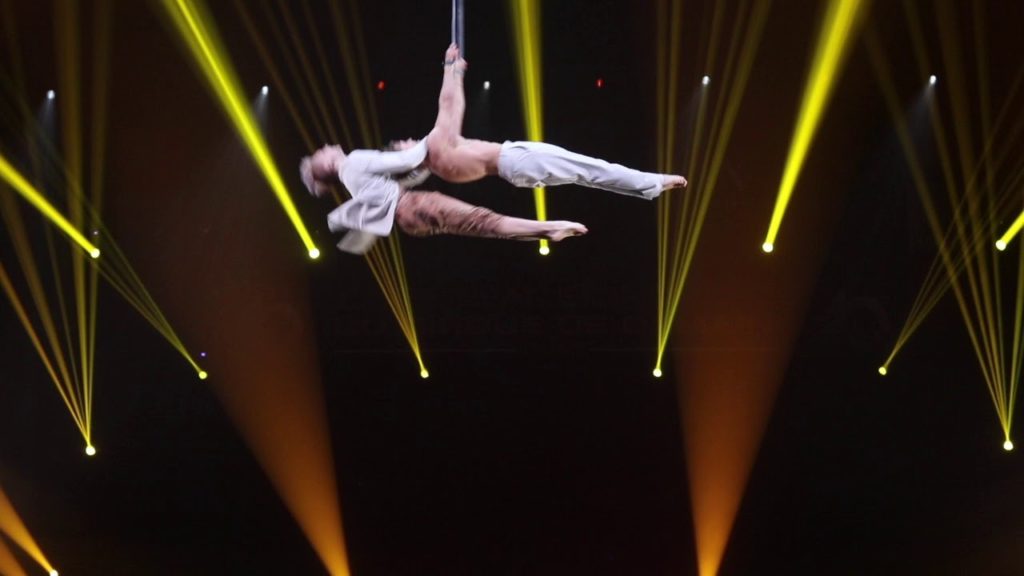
[878,366,887,376]
[260,85,269,95]
[595,77,604,88]
[762,242,774,253]
[539,245,550,256]
[200,351,207,358]
[929,75,937,85]
[89,248,101,259]
[198,370,208,380]
[996,240,1007,251]
[483,80,491,90]
[49,570,58,576]
[419,369,429,379]
[46,90,55,100]
[376,80,386,91]
[308,247,321,259]
[702,75,710,86]
[1005,440,1014,451]
[653,368,663,378]
[85,445,96,457]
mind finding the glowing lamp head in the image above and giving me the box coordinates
[198,370,209,380]
[89,248,101,259]
[261,85,269,96]
[878,366,888,376]
[701,75,710,86]
[1004,440,1014,451]
[762,242,774,253]
[483,80,491,90]
[309,247,321,259]
[539,245,550,256]
[653,368,663,378]
[996,240,1008,251]
[929,75,937,85]
[49,570,58,576]
[419,369,429,379]
[46,90,55,100]
[595,77,604,89]
[377,80,386,91]
[85,445,96,457]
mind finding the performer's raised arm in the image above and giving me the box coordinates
[432,43,467,147]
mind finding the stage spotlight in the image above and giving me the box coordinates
[761,242,774,253]
[376,80,386,91]
[878,366,887,376]
[85,445,97,457]
[539,244,550,256]
[420,369,429,379]
[308,247,321,259]
[996,240,1008,251]
[198,370,208,380]
[653,368,663,378]
[46,90,55,100]
[483,80,491,90]
[49,571,58,576]
[595,77,604,89]
[928,75,937,86]
[702,75,710,86]
[89,248,100,258]
[1004,440,1014,451]
[260,85,269,96]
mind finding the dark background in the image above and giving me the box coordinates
[2,0,1023,574]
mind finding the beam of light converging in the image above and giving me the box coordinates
[761,0,869,254]
[160,0,319,259]
[866,3,1024,448]
[654,0,769,378]
[509,0,549,256]
[654,1,771,574]
[0,486,57,576]
[233,0,428,377]
[0,0,205,459]
[0,153,98,258]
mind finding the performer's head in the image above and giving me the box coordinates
[300,145,346,198]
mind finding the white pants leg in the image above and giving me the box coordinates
[496,141,664,199]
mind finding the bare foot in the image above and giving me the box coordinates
[661,174,688,189]
[547,221,588,242]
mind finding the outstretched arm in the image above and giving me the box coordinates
[432,44,467,146]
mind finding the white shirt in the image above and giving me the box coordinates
[326,139,429,253]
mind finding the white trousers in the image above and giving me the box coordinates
[496,141,663,199]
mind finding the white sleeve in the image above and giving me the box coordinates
[364,139,429,175]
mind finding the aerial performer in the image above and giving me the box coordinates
[300,44,688,254]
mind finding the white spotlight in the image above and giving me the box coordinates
[46,90,55,100]
[929,75,937,86]
[701,75,710,86]
[483,80,491,90]
[261,85,269,96]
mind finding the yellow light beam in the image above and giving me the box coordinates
[655,0,770,375]
[996,211,1024,251]
[0,154,99,258]
[161,0,318,258]
[0,261,88,438]
[0,486,57,575]
[762,0,869,252]
[510,0,548,253]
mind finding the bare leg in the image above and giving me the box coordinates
[396,191,587,241]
